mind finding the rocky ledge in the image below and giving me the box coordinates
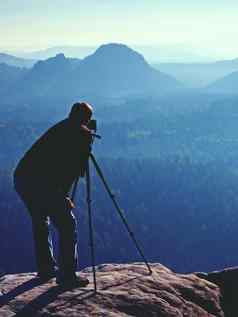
[0,262,233,317]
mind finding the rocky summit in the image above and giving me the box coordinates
[0,262,227,316]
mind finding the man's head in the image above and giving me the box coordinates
[69,102,93,126]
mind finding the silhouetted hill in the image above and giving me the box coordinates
[156,58,238,87]
[206,71,238,94]
[7,54,82,102]
[2,44,183,105]
[67,43,182,97]
[0,53,35,68]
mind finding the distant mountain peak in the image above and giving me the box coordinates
[41,53,66,63]
[96,43,138,54]
[53,53,66,60]
[1,43,182,101]
[33,53,69,71]
[91,43,148,65]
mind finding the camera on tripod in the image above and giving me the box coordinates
[87,119,101,139]
[87,119,97,132]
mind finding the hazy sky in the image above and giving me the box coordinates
[0,0,237,59]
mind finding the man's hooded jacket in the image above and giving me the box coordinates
[14,118,92,195]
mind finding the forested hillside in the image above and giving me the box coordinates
[1,94,238,274]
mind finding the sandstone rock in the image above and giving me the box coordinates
[0,263,224,316]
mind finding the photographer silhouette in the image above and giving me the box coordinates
[14,102,93,288]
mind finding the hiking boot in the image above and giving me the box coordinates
[56,274,90,288]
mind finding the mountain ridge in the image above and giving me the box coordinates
[206,70,238,94]
[0,53,36,68]
[155,58,238,87]
[1,43,183,104]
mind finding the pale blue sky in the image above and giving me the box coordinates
[0,0,237,59]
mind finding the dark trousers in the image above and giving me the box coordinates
[14,175,78,278]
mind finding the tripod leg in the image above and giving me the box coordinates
[85,160,97,293]
[90,153,152,275]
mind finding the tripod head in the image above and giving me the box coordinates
[87,119,97,131]
[87,119,101,139]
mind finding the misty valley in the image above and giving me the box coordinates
[1,44,238,276]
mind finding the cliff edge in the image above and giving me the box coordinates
[0,262,225,316]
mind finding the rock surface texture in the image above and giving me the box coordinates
[0,263,225,317]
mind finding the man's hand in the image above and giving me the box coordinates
[80,123,101,139]
[80,124,92,135]
[66,196,75,209]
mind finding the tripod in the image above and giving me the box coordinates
[71,152,153,293]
